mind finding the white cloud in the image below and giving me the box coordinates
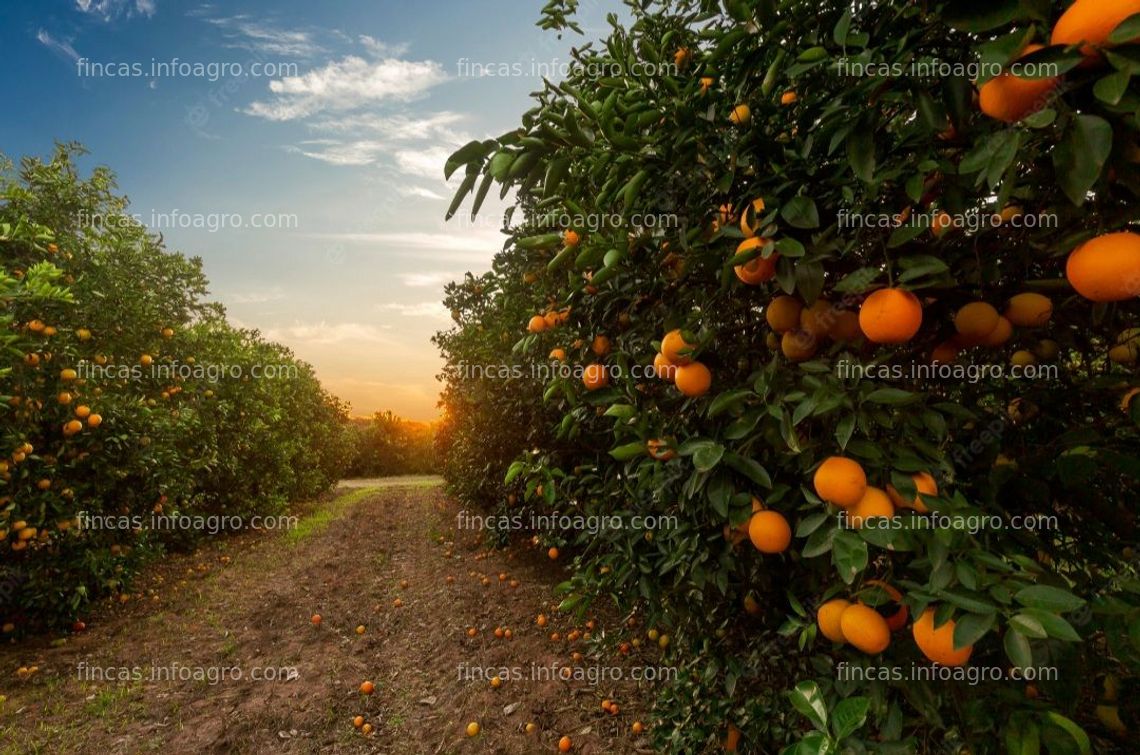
[243,56,448,121]
[284,140,387,166]
[261,321,397,346]
[308,111,463,140]
[75,0,156,20]
[358,35,409,58]
[308,231,501,254]
[401,186,445,200]
[377,302,451,320]
[204,16,322,57]
[400,271,461,288]
[36,30,81,62]
[391,146,455,181]
[228,288,286,305]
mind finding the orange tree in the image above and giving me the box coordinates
[1,145,354,630]
[437,0,1140,751]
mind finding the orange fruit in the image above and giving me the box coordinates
[75,405,91,419]
[829,310,862,343]
[632,721,644,734]
[780,90,798,105]
[954,302,1001,342]
[564,229,581,246]
[548,547,559,560]
[813,457,867,508]
[359,681,375,695]
[817,598,851,643]
[652,352,677,380]
[748,510,792,554]
[544,311,559,329]
[839,603,891,654]
[558,735,573,752]
[729,103,751,125]
[582,364,609,391]
[766,295,802,333]
[980,316,1013,347]
[647,439,676,461]
[58,391,72,404]
[60,368,77,381]
[978,45,1059,123]
[863,580,909,632]
[734,238,778,284]
[859,288,922,343]
[1051,0,1140,59]
[913,608,973,666]
[1005,293,1053,327]
[63,420,83,436]
[847,487,895,529]
[528,315,548,333]
[140,354,153,367]
[591,334,611,356]
[1012,350,1037,367]
[549,348,566,361]
[353,716,364,728]
[361,723,373,735]
[799,300,833,338]
[725,723,742,752]
[661,329,695,365]
[739,198,766,237]
[887,472,938,514]
[674,362,712,397]
[931,341,959,364]
[781,329,818,362]
[466,722,480,737]
[1065,231,1140,302]
[87,414,103,428]
[932,211,955,239]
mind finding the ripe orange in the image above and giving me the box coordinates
[813,457,867,509]
[739,198,766,237]
[1065,231,1140,302]
[87,414,103,428]
[63,419,83,436]
[839,603,891,654]
[1005,293,1053,327]
[887,472,938,513]
[466,722,480,737]
[558,734,573,752]
[661,329,695,365]
[829,310,862,342]
[980,316,1013,347]
[361,723,373,735]
[58,392,72,404]
[674,362,712,397]
[847,487,895,529]
[1011,350,1037,367]
[75,405,91,419]
[582,364,609,391]
[140,354,153,367]
[359,681,375,695]
[564,229,581,246]
[954,302,1001,342]
[647,439,676,461]
[816,598,851,643]
[591,335,611,356]
[859,288,922,343]
[729,103,751,125]
[528,315,548,333]
[652,352,677,380]
[781,329,818,362]
[931,341,959,364]
[632,721,644,734]
[799,299,833,337]
[1051,0,1140,59]
[353,716,364,728]
[913,608,973,666]
[536,613,548,627]
[548,547,560,560]
[978,45,1058,123]
[748,510,792,554]
[780,90,798,105]
[549,348,566,361]
[734,238,778,284]
[60,368,78,382]
[766,295,803,333]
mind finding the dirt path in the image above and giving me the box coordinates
[0,482,661,754]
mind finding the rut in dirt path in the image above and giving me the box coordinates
[1,482,661,755]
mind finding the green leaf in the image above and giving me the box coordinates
[1004,627,1033,668]
[609,442,647,461]
[1021,608,1082,641]
[954,611,997,647]
[692,442,726,472]
[1015,585,1086,613]
[865,388,918,405]
[1053,115,1113,206]
[789,681,828,730]
[847,121,876,183]
[942,0,1020,32]
[1009,613,1048,639]
[781,196,821,229]
[724,453,773,488]
[1109,13,1140,44]
[831,697,869,740]
[1040,713,1092,755]
[832,531,868,584]
[1093,71,1131,106]
[444,139,488,180]
[708,388,755,418]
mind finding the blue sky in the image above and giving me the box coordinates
[0,0,621,420]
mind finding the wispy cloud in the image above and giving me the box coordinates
[262,321,398,346]
[358,35,409,58]
[377,302,451,320]
[36,30,81,62]
[400,271,462,288]
[243,55,448,121]
[203,15,323,58]
[75,0,156,21]
[307,231,502,254]
[227,288,287,305]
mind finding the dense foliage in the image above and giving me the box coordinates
[1,145,354,631]
[436,0,1140,752]
[346,411,438,476]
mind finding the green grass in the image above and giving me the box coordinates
[286,487,378,544]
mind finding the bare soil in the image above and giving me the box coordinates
[0,481,663,754]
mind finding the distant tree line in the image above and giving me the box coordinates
[345,411,438,477]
